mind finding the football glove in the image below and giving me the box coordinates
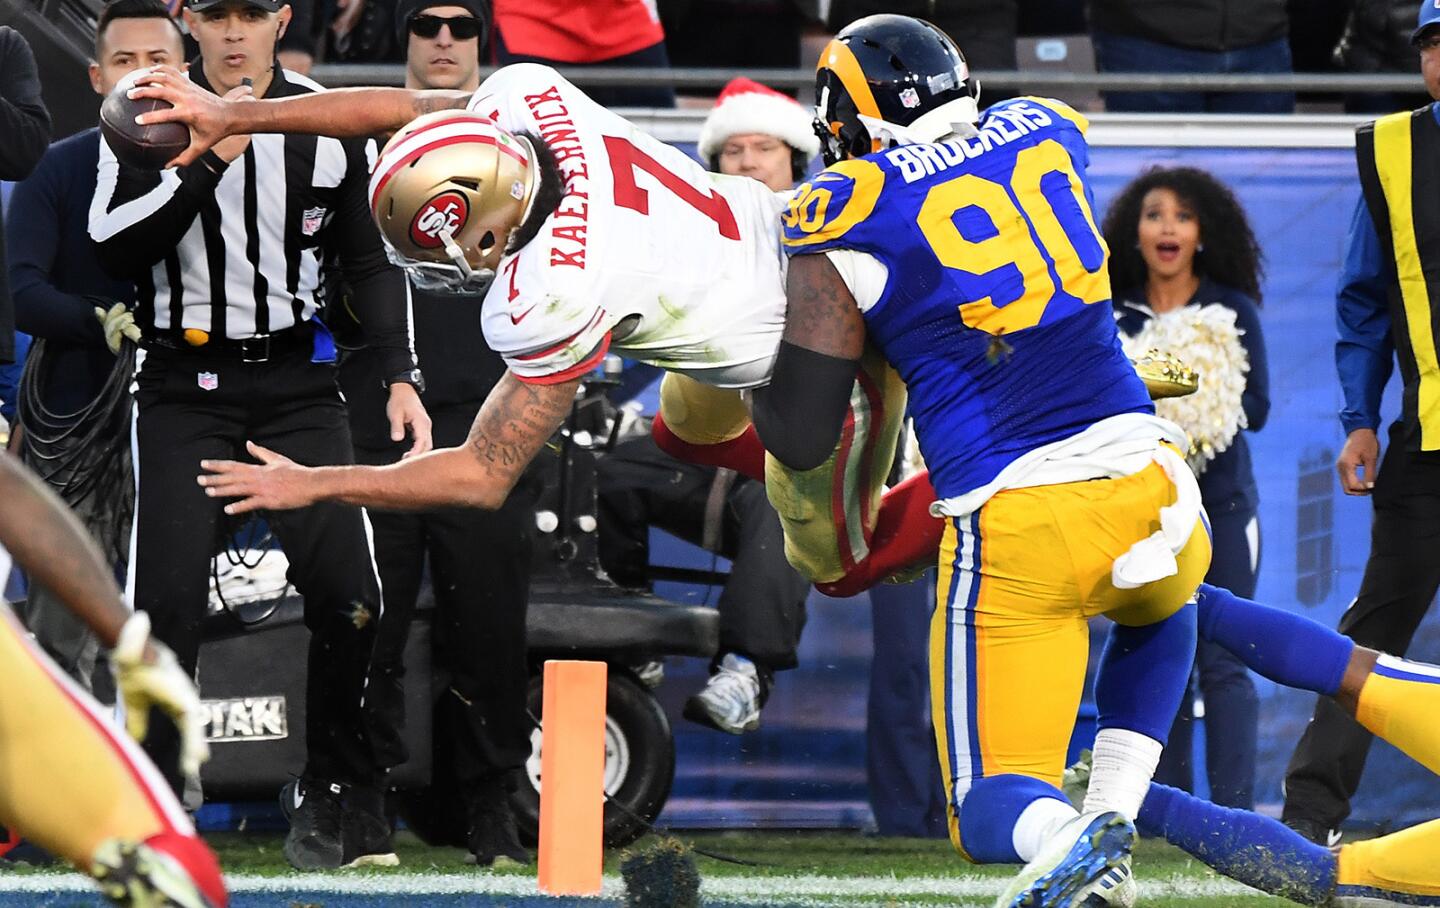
[113,612,210,777]
[95,302,142,354]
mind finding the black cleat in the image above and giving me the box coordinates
[464,773,529,868]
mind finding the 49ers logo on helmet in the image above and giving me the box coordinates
[409,191,470,249]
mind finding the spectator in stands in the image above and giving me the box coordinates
[1089,0,1295,112]
[595,78,815,734]
[1283,0,1440,845]
[492,0,675,108]
[1104,167,1270,811]
[334,0,535,868]
[0,26,51,368]
[6,0,183,698]
[1333,0,1432,113]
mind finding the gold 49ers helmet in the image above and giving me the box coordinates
[369,110,538,292]
[813,14,980,165]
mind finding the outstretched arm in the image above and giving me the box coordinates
[127,66,471,167]
[752,252,865,471]
[199,371,578,512]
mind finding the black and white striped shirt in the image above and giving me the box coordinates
[89,62,412,375]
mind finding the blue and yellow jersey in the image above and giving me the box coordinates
[780,96,1153,501]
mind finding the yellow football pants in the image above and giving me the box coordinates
[1337,818,1440,902]
[658,347,908,582]
[929,459,1211,855]
[0,602,190,867]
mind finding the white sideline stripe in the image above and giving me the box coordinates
[0,871,1262,900]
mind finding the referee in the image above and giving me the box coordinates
[88,0,430,872]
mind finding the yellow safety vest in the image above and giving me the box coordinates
[1357,107,1440,451]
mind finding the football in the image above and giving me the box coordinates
[99,72,190,170]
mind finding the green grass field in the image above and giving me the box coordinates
[0,831,1295,906]
[193,830,1285,906]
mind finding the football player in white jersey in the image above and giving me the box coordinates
[132,61,908,586]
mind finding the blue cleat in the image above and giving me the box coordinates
[994,811,1137,908]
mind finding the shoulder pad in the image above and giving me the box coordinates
[780,158,886,251]
[1014,96,1089,135]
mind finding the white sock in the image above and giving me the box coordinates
[1011,797,1079,863]
[1082,728,1163,820]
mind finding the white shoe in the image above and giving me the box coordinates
[994,811,1137,908]
[683,653,762,734]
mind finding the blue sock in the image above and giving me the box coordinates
[958,774,1070,864]
[1196,583,1353,697]
[1137,782,1335,906]
[1094,605,1197,743]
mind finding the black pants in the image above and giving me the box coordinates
[1283,422,1440,829]
[130,348,383,790]
[596,434,808,672]
[1155,504,1260,809]
[356,405,536,789]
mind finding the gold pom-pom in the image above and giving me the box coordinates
[1121,304,1250,475]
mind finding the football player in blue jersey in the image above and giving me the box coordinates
[751,15,1212,907]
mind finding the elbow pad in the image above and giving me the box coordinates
[752,341,859,472]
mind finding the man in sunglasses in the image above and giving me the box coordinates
[397,0,487,86]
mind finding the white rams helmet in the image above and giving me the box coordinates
[369,110,538,292]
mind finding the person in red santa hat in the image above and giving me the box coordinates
[698,76,820,193]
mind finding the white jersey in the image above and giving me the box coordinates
[468,64,790,388]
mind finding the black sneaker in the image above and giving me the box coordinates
[282,777,345,870]
[343,785,399,868]
[1284,817,1342,847]
[464,774,529,868]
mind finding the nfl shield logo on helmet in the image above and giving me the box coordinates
[899,87,921,109]
[198,372,219,391]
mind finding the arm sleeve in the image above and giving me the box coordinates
[1335,195,1395,435]
[752,340,860,472]
[1230,294,1269,432]
[88,134,230,279]
[6,160,109,348]
[0,29,51,181]
[329,138,414,378]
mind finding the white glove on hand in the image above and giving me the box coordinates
[113,612,210,777]
[95,303,142,354]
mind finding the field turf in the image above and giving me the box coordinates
[0,830,1294,906]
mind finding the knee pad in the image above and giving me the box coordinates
[957,774,1070,865]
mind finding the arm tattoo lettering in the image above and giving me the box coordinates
[413,91,471,118]
[466,373,575,485]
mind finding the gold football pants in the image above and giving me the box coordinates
[0,602,191,867]
[929,460,1212,853]
[658,347,907,583]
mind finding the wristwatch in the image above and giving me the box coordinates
[382,368,426,395]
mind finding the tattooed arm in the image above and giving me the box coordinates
[126,65,471,167]
[197,372,578,513]
[752,253,866,471]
